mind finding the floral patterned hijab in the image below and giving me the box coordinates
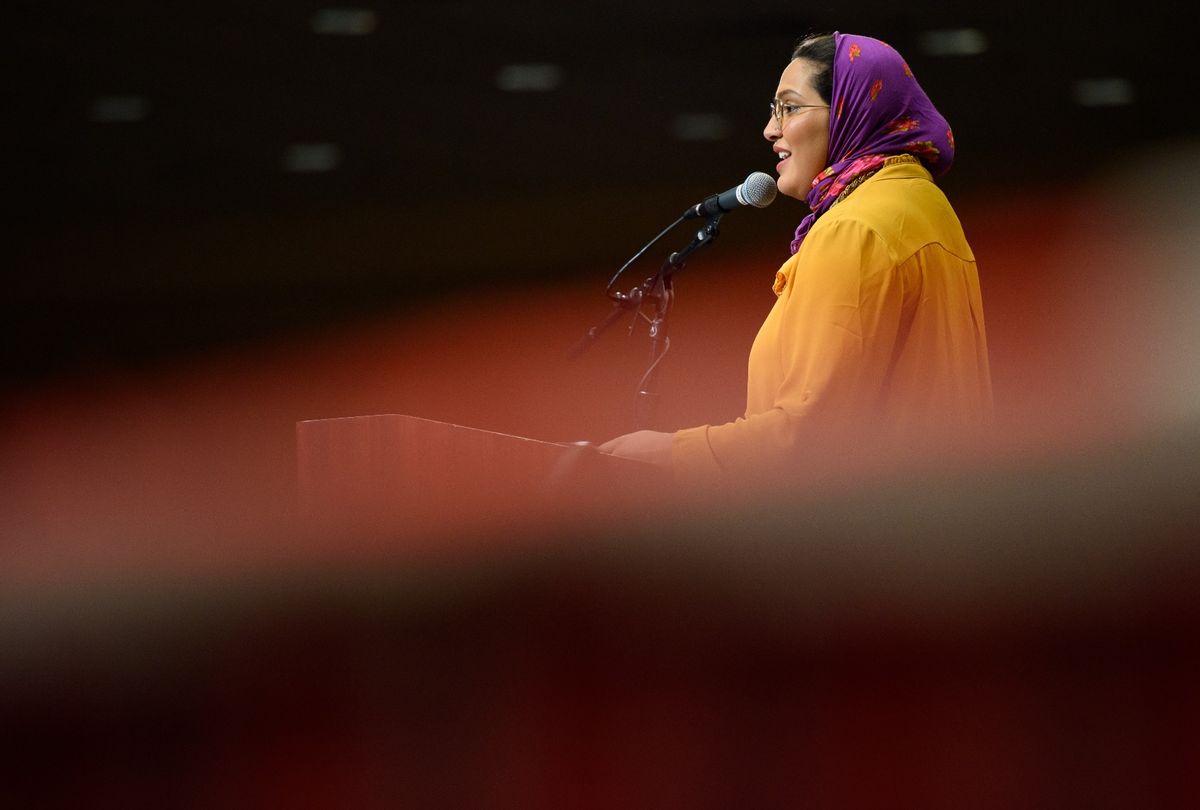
[790,32,956,254]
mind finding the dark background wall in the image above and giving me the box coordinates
[5,0,1190,383]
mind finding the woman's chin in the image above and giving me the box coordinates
[776,178,806,201]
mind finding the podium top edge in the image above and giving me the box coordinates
[295,413,586,450]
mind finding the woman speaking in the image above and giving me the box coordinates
[600,32,993,483]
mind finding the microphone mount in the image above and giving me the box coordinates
[570,209,725,430]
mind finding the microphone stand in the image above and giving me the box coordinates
[571,212,724,430]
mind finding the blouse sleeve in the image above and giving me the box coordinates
[671,216,908,484]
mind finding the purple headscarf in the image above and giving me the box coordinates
[790,32,956,254]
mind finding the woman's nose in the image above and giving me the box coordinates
[763,115,781,141]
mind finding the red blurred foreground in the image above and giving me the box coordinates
[2,166,1199,806]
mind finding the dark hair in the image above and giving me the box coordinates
[791,34,836,103]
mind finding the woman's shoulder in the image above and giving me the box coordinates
[820,169,974,263]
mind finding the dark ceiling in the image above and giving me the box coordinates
[5,1,1193,381]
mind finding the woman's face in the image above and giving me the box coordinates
[764,59,830,201]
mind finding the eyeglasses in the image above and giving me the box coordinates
[768,99,830,127]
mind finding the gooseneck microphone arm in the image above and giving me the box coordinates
[630,213,724,430]
[569,171,777,429]
[569,211,724,430]
[566,214,685,361]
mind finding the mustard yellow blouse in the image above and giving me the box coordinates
[672,157,993,481]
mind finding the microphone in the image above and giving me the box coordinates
[683,171,777,219]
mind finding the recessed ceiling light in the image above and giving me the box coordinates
[670,113,732,142]
[283,143,342,173]
[1073,78,1135,107]
[89,95,148,123]
[917,29,988,57]
[310,8,377,35]
[495,64,563,93]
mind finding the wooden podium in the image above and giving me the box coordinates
[296,414,662,540]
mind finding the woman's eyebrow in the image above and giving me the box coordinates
[774,88,803,99]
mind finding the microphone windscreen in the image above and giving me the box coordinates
[737,172,778,209]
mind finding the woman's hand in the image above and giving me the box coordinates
[598,430,674,468]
